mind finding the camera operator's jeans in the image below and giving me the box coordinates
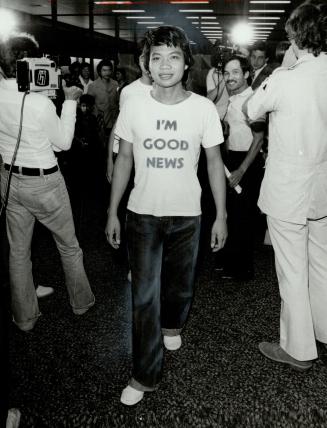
[126,210,201,391]
[0,168,94,331]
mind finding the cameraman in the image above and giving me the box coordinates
[206,44,229,122]
[0,33,95,332]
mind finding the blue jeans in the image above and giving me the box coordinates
[126,210,201,391]
[0,168,94,330]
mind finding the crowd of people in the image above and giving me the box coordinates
[0,0,327,423]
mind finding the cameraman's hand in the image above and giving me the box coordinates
[62,79,83,101]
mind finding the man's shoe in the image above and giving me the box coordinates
[259,342,313,372]
[36,285,54,298]
[163,335,182,351]
[72,297,95,315]
[6,408,21,428]
[120,385,144,406]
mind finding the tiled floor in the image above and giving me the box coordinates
[4,193,327,428]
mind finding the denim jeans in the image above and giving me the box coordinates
[126,210,201,391]
[0,168,94,330]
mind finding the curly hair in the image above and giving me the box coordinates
[285,1,327,56]
[142,25,194,83]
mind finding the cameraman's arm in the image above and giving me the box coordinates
[42,83,83,151]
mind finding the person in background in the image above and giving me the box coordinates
[220,55,265,281]
[87,59,119,151]
[245,0,327,371]
[249,42,278,90]
[206,43,229,122]
[115,67,128,97]
[79,62,93,94]
[106,25,227,406]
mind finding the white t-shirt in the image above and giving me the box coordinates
[115,91,224,217]
[113,78,152,153]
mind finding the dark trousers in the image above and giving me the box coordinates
[126,211,201,390]
[223,150,264,276]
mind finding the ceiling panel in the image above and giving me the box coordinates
[0,0,304,47]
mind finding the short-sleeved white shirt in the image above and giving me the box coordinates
[226,86,254,152]
[247,53,327,224]
[115,91,224,216]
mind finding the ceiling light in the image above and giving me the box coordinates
[137,21,164,24]
[200,16,216,19]
[0,8,17,38]
[231,22,254,44]
[249,16,280,19]
[191,21,199,24]
[199,22,221,25]
[249,9,285,12]
[250,1,290,2]
[185,16,199,18]
[248,22,276,25]
[179,9,213,12]
[112,9,145,12]
[251,27,275,29]
[126,16,156,19]
[201,26,222,29]
[94,1,133,4]
[170,1,209,3]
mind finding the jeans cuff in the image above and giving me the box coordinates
[129,377,158,392]
[13,312,42,332]
[161,328,182,336]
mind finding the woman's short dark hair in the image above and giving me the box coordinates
[96,59,113,76]
[143,25,194,82]
[223,55,251,75]
[285,2,327,56]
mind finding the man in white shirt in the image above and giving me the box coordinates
[106,25,227,406]
[246,1,327,371]
[221,55,265,280]
[0,33,95,332]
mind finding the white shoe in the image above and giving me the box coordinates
[6,408,21,428]
[120,385,144,406]
[163,335,182,351]
[36,285,54,298]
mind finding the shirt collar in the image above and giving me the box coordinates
[289,52,321,69]
[229,86,252,101]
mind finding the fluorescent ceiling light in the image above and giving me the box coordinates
[126,16,155,19]
[95,1,133,4]
[112,9,145,12]
[171,1,209,3]
[200,26,222,29]
[186,16,199,18]
[200,16,217,19]
[248,22,276,25]
[249,9,285,12]
[251,27,275,29]
[137,21,164,24]
[249,16,280,19]
[250,1,290,2]
[199,22,221,25]
[146,26,158,29]
[179,9,213,12]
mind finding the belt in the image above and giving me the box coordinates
[4,164,58,176]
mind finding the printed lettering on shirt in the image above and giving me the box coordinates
[144,119,188,169]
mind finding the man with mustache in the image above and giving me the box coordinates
[220,55,265,281]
